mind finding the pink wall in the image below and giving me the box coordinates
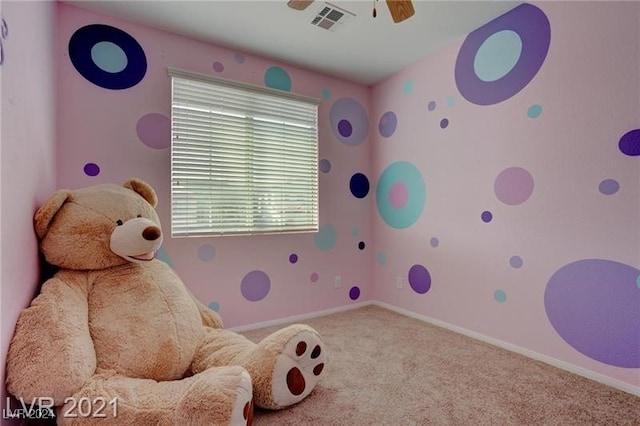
[0,0,58,419]
[56,3,373,328]
[371,2,639,389]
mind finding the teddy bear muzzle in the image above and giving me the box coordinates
[110,217,164,263]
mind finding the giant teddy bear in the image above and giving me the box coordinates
[6,178,326,425]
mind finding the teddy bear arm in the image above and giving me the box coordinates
[6,276,97,403]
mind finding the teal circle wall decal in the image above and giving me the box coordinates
[376,161,426,229]
[264,66,292,91]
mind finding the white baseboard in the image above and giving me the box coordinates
[229,301,370,332]
[371,300,640,398]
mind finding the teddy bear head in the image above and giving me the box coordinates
[34,178,164,270]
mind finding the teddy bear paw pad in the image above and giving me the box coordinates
[271,329,326,407]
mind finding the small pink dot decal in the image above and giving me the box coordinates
[136,113,170,149]
[212,61,224,73]
[389,182,409,209]
[494,167,534,205]
[310,272,319,283]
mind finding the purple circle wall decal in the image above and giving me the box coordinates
[136,113,170,149]
[310,272,319,283]
[427,101,436,111]
[289,253,298,264]
[212,61,224,73]
[319,159,332,173]
[619,129,640,156]
[544,259,640,367]
[481,210,493,223]
[454,4,550,105]
[494,166,534,205]
[349,286,361,300]
[430,237,439,248]
[440,118,449,129]
[408,264,431,294]
[234,53,245,64]
[598,179,619,195]
[378,111,398,138]
[241,270,271,302]
[69,24,147,90]
[329,97,369,146]
[197,244,215,261]
[84,162,100,176]
[349,173,370,198]
[509,255,523,268]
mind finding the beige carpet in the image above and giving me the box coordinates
[241,305,640,425]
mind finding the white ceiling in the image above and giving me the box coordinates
[63,0,521,86]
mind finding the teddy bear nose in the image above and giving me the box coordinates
[142,226,162,241]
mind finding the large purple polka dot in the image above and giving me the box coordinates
[289,253,298,264]
[329,97,369,146]
[618,129,640,156]
[545,259,640,367]
[349,173,370,198]
[241,270,271,302]
[84,162,100,176]
[378,111,397,138]
[136,113,170,149]
[455,4,550,105]
[408,264,431,294]
[349,286,360,300]
[494,167,534,205]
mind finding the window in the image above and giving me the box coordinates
[169,68,320,237]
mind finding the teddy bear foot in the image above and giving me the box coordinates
[252,325,326,410]
[177,366,253,426]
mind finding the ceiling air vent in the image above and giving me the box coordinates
[310,2,355,32]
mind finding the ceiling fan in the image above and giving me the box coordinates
[287,0,415,23]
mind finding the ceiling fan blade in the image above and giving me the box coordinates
[287,0,314,11]
[386,0,415,23]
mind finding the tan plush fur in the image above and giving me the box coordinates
[6,179,326,425]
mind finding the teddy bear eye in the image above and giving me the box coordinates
[116,219,124,226]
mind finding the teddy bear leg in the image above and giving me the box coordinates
[244,324,326,410]
[56,367,253,426]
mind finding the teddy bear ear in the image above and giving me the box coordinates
[34,190,72,239]
[123,178,158,208]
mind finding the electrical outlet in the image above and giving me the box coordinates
[334,276,342,289]
[396,276,403,289]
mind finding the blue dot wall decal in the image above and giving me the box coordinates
[377,253,387,265]
[408,264,431,294]
[599,179,619,195]
[241,270,271,302]
[91,41,127,73]
[350,173,370,198]
[264,66,291,91]
[619,129,640,156]
[403,79,414,94]
[378,111,398,138]
[329,97,369,146]
[545,259,640,367]
[322,88,331,99]
[84,162,100,177]
[455,4,550,105]
[155,247,174,268]
[69,24,147,90]
[314,224,337,251]
[446,96,456,107]
[376,161,426,229]
[494,289,507,303]
[208,301,220,312]
[473,30,523,82]
[527,104,542,118]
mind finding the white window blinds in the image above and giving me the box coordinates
[169,68,320,237]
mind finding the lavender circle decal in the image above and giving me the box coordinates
[241,270,271,302]
[329,97,369,146]
[408,264,431,295]
[494,166,534,205]
[455,3,550,105]
[136,113,170,149]
[378,111,398,138]
[544,259,640,368]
